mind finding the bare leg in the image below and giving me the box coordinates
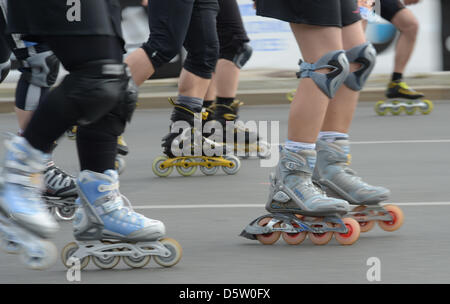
[321,21,367,134]
[124,48,155,86]
[288,24,343,144]
[14,108,34,133]
[391,8,419,74]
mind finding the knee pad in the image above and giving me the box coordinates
[184,41,219,79]
[18,51,60,87]
[0,60,11,83]
[232,43,253,69]
[60,60,136,128]
[141,41,180,69]
[296,50,350,99]
[344,42,377,91]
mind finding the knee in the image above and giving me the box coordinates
[184,40,220,79]
[141,38,181,69]
[399,15,419,37]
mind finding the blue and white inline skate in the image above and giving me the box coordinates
[61,170,182,269]
[241,147,360,246]
[0,135,59,269]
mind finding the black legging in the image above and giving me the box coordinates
[23,35,125,173]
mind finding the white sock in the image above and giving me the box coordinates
[284,140,316,153]
[318,131,349,143]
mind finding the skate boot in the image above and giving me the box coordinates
[241,147,360,246]
[152,99,240,177]
[61,170,182,270]
[0,135,58,269]
[43,161,78,221]
[115,135,128,175]
[375,80,433,115]
[207,100,270,159]
[314,139,404,232]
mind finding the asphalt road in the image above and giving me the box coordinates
[0,100,449,284]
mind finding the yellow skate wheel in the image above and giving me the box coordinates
[374,101,389,116]
[281,216,307,245]
[351,206,376,233]
[377,204,404,232]
[286,90,296,102]
[255,217,281,245]
[390,101,404,116]
[61,242,90,270]
[404,101,417,115]
[334,218,360,245]
[308,219,333,245]
[175,159,197,177]
[153,238,183,268]
[152,156,174,177]
[419,99,433,115]
[92,241,121,270]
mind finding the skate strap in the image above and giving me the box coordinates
[4,172,44,189]
[96,196,123,215]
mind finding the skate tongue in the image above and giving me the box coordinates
[104,169,119,181]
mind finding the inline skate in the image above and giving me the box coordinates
[313,139,404,233]
[205,100,271,159]
[152,99,241,177]
[0,134,59,269]
[241,147,360,246]
[66,126,127,175]
[375,80,433,116]
[61,170,182,270]
[43,161,78,221]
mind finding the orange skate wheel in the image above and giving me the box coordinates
[282,218,307,245]
[308,219,333,245]
[352,206,376,233]
[377,204,404,232]
[256,217,281,245]
[334,218,360,245]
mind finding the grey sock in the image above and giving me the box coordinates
[176,95,203,113]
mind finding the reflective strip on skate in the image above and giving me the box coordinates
[133,201,450,210]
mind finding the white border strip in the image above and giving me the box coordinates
[134,202,450,210]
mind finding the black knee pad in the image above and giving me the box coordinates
[59,60,136,127]
[220,43,253,69]
[184,40,220,79]
[0,60,10,83]
[17,50,60,87]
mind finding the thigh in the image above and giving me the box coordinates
[183,3,219,53]
[380,0,405,22]
[216,0,249,48]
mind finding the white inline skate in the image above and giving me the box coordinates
[61,170,182,270]
[0,135,59,269]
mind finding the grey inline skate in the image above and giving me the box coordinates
[241,147,360,246]
[313,139,404,233]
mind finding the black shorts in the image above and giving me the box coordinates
[255,0,361,28]
[217,0,249,59]
[6,0,123,40]
[380,0,405,22]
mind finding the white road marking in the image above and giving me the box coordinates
[134,201,450,210]
[272,139,450,146]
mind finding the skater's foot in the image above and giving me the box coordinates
[386,80,424,99]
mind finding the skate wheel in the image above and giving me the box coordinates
[282,219,307,245]
[404,101,417,115]
[1,236,21,254]
[377,204,404,232]
[123,250,151,269]
[308,220,333,245]
[419,99,433,115]
[152,156,174,177]
[61,242,90,270]
[20,240,58,270]
[286,90,296,102]
[255,217,281,245]
[115,156,126,175]
[222,155,241,175]
[351,206,376,233]
[374,101,388,116]
[199,162,219,175]
[55,205,77,221]
[334,218,360,245]
[257,141,271,159]
[153,238,183,268]
[390,101,403,116]
[92,241,121,269]
[176,159,197,176]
